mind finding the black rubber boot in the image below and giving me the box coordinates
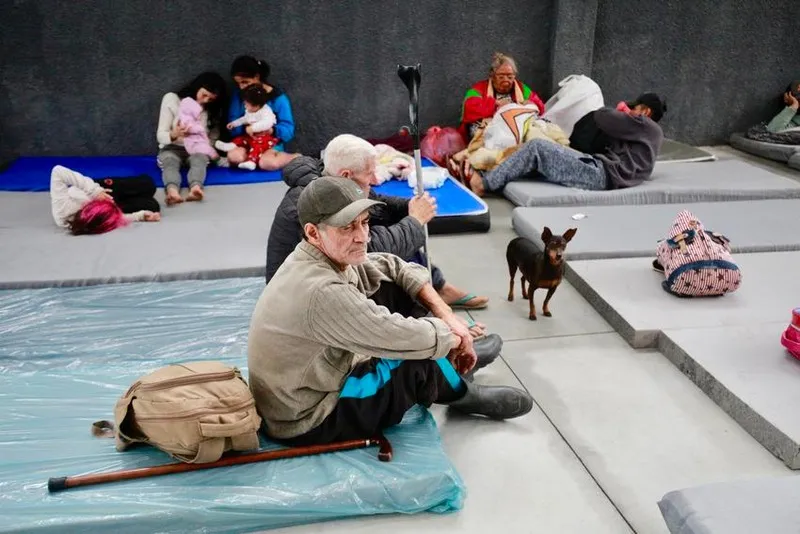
[473,333,503,371]
[446,380,533,420]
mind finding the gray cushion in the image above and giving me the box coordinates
[789,152,800,171]
[660,324,800,471]
[567,252,800,349]
[503,159,800,207]
[659,476,800,534]
[511,200,800,260]
[730,132,800,163]
[658,139,716,163]
[0,183,287,288]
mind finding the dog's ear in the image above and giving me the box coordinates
[541,226,553,243]
[563,228,577,242]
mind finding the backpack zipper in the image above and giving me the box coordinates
[136,369,237,392]
[134,398,255,422]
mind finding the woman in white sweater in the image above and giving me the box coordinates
[50,166,160,235]
[156,72,227,206]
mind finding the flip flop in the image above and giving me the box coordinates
[464,315,487,341]
[450,293,488,310]
[447,156,465,183]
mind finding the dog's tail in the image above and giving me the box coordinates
[506,240,519,279]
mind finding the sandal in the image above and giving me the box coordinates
[465,315,487,341]
[450,293,489,310]
[447,155,465,183]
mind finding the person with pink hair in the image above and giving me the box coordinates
[50,166,161,235]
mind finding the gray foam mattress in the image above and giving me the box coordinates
[730,132,800,163]
[502,159,800,207]
[660,324,800,470]
[789,152,800,171]
[511,199,800,260]
[566,251,800,349]
[0,183,287,288]
[659,476,800,534]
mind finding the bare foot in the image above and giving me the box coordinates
[468,323,487,339]
[455,315,486,339]
[469,172,486,196]
[186,185,205,202]
[166,187,184,206]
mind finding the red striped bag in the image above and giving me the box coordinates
[655,210,742,297]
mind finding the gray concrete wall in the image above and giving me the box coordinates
[2,0,798,164]
[591,0,800,145]
[0,0,553,164]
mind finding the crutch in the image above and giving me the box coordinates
[397,63,433,280]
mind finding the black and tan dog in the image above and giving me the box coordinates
[506,227,577,320]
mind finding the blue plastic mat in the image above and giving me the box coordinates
[0,156,281,192]
[373,159,486,217]
[0,279,465,533]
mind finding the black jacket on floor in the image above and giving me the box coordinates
[265,156,426,284]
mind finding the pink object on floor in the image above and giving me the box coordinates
[780,307,800,361]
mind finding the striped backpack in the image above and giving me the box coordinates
[655,210,742,297]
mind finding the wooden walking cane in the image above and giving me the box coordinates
[48,435,393,493]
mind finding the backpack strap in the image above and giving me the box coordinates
[175,439,226,464]
[666,229,696,253]
[174,411,261,463]
[706,230,731,246]
[91,420,115,438]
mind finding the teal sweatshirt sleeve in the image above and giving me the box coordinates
[269,94,296,144]
[766,106,799,133]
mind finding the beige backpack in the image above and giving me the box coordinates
[105,361,262,464]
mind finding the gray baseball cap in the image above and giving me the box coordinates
[298,176,384,227]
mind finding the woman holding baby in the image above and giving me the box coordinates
[223,56,300,171]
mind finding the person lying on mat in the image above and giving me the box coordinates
[458,51,546,143]
[223,55,300,171]
[50,166,161,235]
[765,81,800,133]
[265,133,491,316]
[468,92,666,196]
[248,176,533,446]
[156,71,228,206]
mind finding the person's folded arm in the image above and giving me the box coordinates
[307,284,457,360]
[366,219,425,259]
[766,106,798,133]
[593,107,648,141]
[359,253,430,297]
[461,89,496,125]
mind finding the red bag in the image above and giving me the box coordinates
[420,126,466,167]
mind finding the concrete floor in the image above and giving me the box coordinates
[275,147,796,533]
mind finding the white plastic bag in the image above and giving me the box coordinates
[407,167,448,190]
[542,75,605,137]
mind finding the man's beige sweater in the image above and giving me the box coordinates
[247,241,457,439]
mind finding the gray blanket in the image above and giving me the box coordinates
[745,123,800,145]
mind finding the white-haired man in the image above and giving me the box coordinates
[249,176,532,445]
[266,133,489,312]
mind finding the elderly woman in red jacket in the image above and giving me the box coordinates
[459,52,545,142]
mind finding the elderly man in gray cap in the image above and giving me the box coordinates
[248,176,532,446]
